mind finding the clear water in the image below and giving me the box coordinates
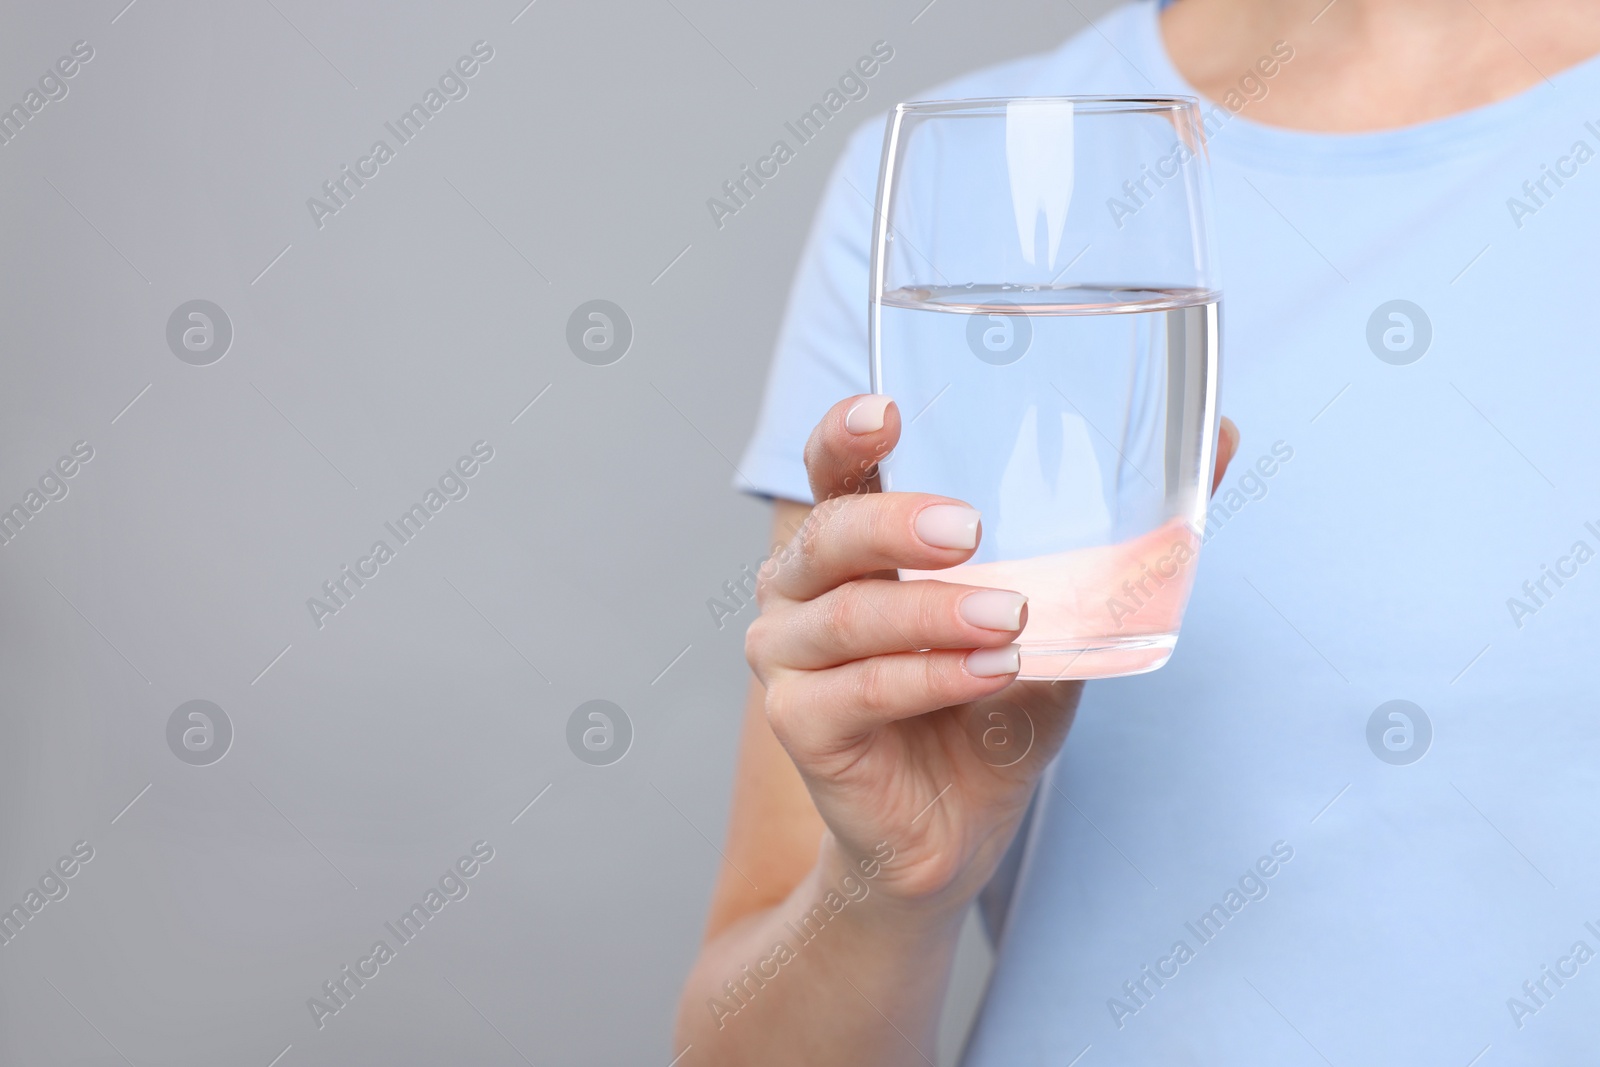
[876,284,1220,680]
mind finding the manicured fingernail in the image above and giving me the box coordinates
[844,395,892,434]
[966,644,1021,677]
[915,504,980,550]
[959,590,1027,631]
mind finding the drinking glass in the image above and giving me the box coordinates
[869,96,1221,680]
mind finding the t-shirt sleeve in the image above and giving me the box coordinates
[735,118,887,503]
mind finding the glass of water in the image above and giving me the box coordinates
[869,96,1221,680]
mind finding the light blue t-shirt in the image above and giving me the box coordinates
[739,2,1600,1063]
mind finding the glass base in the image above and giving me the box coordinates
[1015,633,1178,681]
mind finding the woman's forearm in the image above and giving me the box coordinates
[675,841,968,1067]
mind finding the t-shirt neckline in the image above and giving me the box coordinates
[1125,0,1600,175]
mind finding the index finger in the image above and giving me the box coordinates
[803,394,899,503]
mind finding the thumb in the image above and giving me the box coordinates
[803,394,900,503]
[1211,417,1239,495]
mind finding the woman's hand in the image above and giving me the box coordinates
[678,395,1237,1065]
[746,394,1238,916]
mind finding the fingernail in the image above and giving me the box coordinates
[915,504,980,550]
[966,644,1021,677]
[845,395,892,434]
[959,590,1027,631]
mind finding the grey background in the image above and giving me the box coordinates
[0,0,1115,1063]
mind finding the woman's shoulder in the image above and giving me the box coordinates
[835,2,1165,174]
[924,0,1158,101]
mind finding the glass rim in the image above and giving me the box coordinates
[893,94,1202,117]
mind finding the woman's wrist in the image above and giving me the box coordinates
[811,832,973,944]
